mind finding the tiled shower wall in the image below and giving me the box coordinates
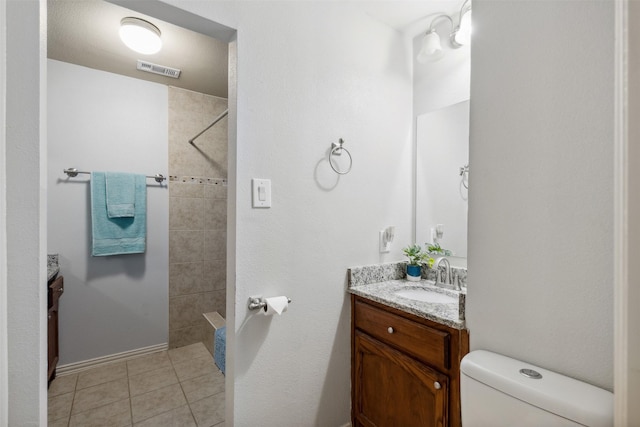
[168,87,228,349]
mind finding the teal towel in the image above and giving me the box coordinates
[214,326,226,375]
[106,172,136,218]
[91,172,146,256]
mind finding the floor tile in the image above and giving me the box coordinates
[69,398,131,427]
[190,392,225,427]
[50,417,70,427]
[49,374,78,397]
[129,366,179,397]
[48,391,74,423]
[133,404,196,427]
[130,383,187,423]
[127,351,172,377]
[72,378,129,415]
[213,422,225,427]
[172,355,217,382]
[167,342,211,364]
[180,371,224,404]
[76,362,127,390]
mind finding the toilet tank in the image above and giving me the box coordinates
[460,350,613,427]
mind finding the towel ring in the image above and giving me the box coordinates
[329,138,353,175]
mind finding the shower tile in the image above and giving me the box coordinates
[72,378,129,414]
[169,87,204,117]
[190,392,225,427]
[204,183,227,200]
[169,197,204,230]
[200,291,225,318]
[133,404,196,427]
[204,198,227,230]
[48,373,78,397]
[167,342,211,364]
[181,371,225,404]
[129,366,179,397]
[48,391,74,423]
[203,260,226,291]
[130,383,187,423]
[169,182,204,198]
[76,361,127,390]
[172,354,217,382]
[69,398,131,427]
[204,229,226,261]
[127,351,172,377]
[169,230,204,263]
[170,294,207,329]
[169,325,205,349]
[170,262,206,296]
[169,140,206,177]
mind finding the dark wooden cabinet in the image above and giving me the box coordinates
[48,275,63,385]
[352,295,469,427]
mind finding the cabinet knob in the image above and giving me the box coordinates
[434,381,441,390]
[387,327,394,334]
[48,314,52,320]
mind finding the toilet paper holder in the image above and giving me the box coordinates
[248,296,292,311]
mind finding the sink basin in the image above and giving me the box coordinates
[394,288,457,304]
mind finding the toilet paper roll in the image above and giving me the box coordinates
[262,296,289,316]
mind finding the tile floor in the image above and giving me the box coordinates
[48,342,225,427]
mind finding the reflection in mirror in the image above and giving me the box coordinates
[416,100,469,259]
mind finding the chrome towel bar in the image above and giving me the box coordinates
[63,168,166,183]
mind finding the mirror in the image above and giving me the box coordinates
[415,100,469,262]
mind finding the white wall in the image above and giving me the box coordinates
[468,0,614,390]
[621,1,640,422]
[163,2,413,425]
[48,60,169,364]
[5,0,47,424]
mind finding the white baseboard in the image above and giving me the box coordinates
[56,343,168,376]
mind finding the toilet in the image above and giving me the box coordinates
[460,350,613,427]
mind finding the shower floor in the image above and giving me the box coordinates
[47,342,225,426]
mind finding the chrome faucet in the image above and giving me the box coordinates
[435,257,451,287]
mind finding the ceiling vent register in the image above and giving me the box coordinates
[136,60,181,78]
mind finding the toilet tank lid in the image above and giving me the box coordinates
[460,350,613,427]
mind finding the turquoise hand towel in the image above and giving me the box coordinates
[91,172,146,256]
[105,172,136,218]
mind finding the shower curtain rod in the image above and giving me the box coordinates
[189,109,229,144]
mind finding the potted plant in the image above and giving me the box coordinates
[402,244,434,282]
[426,243,452,256]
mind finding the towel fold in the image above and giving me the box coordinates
[106,172,136,218]
[91,172,147,256]
[214,326,226,375]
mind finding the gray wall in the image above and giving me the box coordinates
[467,0,614,390]
[48,60,169,364]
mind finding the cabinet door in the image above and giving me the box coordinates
[354,332,448,427]
[48,276,63,383]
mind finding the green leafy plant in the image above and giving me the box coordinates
[426,243,452,256]
[402,244,435,268]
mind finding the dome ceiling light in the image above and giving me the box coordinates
[119,17,162,55]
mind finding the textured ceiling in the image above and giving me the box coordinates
[47,0,229,98]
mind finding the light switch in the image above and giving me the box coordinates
[252,178,271,208]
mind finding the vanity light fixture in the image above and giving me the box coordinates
[119,17,162,55]
[417,0,471,63]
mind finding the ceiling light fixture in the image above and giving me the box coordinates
[417,0,471,63]
[119,17,162,55]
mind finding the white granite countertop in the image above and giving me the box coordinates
[348,279,466,330]
[47,254,60,282]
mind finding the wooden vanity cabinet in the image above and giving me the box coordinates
[48,275,63,385]
[351,295,469,427]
